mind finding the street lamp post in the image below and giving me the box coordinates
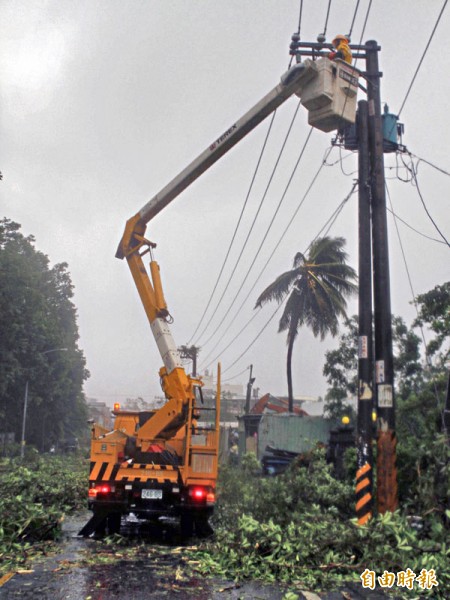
[20,347,68,459]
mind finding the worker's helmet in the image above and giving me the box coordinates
[332,34,349,46]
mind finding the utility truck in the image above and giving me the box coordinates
[80,57,358,537]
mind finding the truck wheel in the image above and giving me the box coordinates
[107,512,121,535]
[180,513,194,539]
[93,512,107,537]
[194,513,213,538]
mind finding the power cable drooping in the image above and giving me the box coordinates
[410,162,450,247]
[386,206,446,245]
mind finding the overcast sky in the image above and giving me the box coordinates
[1,1,449,406]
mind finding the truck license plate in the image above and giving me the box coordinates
[141,489,162,500]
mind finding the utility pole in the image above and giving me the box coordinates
[365,40,398,513]
[20,381,29,460]
[245,365,255,414]
[356,99,374,524]
[178,345,200,377]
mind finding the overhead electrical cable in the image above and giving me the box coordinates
[199,126,314,350]
[410,162,450,247]
[222,301,283,374]
[199,146,336,367]
[220,179,353,376]
[186,111,277,344]
[406,151,450,178]
[201,181,356,371]
[201,309,262,370]
[347,0,361,39]
[397,0,448,118]
[297,0,304,36]
[222,365,251,383]
[193,100,303,346]
[322,0,333,38]
[386,183,443,416]
[386,206,446,244]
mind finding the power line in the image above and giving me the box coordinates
[222,365,250,383]
[199,126,314,350]
[297,0,304,36]
[398,0,448,117]
[386,206,446,245]
[222,301,282,374]
[385,183,443,414]
[187,111,277,344]
[199,146,335,367]
[322,0,333,38]
[410,162,450,247]
[194,101,303,346]
[347,0,361,40]
[406,150,450,178]
[207,176,355,374]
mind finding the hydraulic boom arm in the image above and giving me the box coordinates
[116,60,318,441]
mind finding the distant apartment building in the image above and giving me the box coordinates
[86,398,113,429]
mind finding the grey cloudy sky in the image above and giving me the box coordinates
[1,1,449,406]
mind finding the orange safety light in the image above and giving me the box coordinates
[113,402,120,412]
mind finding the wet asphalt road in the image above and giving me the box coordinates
[0,513,391,600]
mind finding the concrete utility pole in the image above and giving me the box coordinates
[365,40,398,513]
[178,345,200,377]
[356,99,374,524]
[245,365,255,414]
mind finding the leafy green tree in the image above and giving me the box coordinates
[413,281,450,365]
[255,237,357,412]
[322,314,424,418]
[0,218,89,453]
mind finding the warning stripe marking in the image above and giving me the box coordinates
[357,463,371,477]
[355,477,371,493]
[125,463,174,471]
[357,512,372,526]
[356,492,372,512]
[89,461,178,482]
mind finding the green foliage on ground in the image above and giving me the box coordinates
[190,450,449,596]
[188,282,450,595]
[0,455,88,574]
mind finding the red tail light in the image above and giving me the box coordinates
[88,484,112,497]
[188,486,215,504]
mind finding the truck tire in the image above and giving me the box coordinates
[180,513,194,539]
[194,513,214,538]
[107,512,122,535]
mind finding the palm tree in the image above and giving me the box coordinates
[255,237,357,412]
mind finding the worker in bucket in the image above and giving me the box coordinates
[328,35,352,64]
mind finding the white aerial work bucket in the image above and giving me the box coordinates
[299,58,359,132]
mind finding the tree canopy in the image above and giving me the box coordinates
[0,218,89,453]
[256,237,357,411]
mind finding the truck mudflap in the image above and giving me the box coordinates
[78,506,120,537]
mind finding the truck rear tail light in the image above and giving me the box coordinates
[188,486,215,505]
[192,487,206,500]
[88,484,112,497]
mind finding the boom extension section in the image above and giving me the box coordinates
[115,61,320,438]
